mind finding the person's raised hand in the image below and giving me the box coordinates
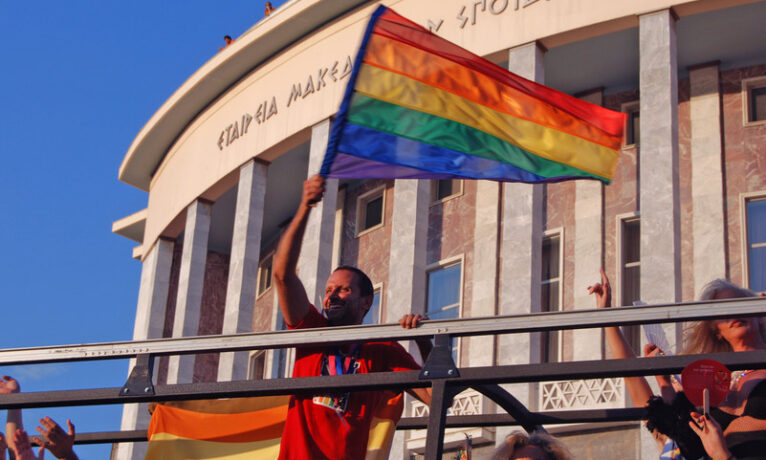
[10,429,44,460]
[688,412,731,460]
[587,269,612,309]
[644,343,665,358]
[399,313,429,329]
[33,417,76,460]
[0,376,20,394]
[302,174,326,207]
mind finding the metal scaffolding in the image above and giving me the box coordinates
[0,296,765,458]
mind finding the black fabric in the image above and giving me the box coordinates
[743,379,766,419]
[645,393,707,460]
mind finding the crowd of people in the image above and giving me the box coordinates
[268,174,765,459]
[0,376,78,460]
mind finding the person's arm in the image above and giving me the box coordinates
[8,430,43,460]
[33,417,77,460]
[689,412,733,460]
[398,314,433,405]
[398,314,433,362]
[644,343,676,402]
[588,270,654,407]
[273,175,325,326]
[0,376,22,456]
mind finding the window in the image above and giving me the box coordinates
[745,196,766,292]
[431,179,463,203]
[249,351,266,380]
[362,286,382,325]
[271,308,291,379]
[540,232,562,363]
[621,101,640,147]
[743,76,766,125]
[356,186,385,235]
[426,261,462,360]
[257,253,273,297]
[620,217,641,351]
[750,87,766,122]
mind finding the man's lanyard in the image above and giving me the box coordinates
[327,344,360,376]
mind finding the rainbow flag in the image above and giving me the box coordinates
[320,6,625,184]
[144,392,404,460]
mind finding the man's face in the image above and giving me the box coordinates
[322,270,371,326]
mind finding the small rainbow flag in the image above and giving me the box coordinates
[144,392,404,460]
[320,6,625,184]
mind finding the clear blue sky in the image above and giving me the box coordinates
[0,1,284,456]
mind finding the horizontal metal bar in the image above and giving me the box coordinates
[0,350,763,410]
[72,408,646,446]
[0,297,763,365]
[396,408,646,429]
[75,430,146,445]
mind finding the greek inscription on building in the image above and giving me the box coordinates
[434,0,548,31]
[217,55,353,150]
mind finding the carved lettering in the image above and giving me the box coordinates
[329,60,339,82]
[217,131,225,150]
[472,0,486,25]
[225,124,233,146]
[489,0,508,14]
[230,120,240,143]
[316,67,328,90]
[267,96,278,119]
[427,19,444,32]
[340,56,353,79]
[243,113,253,133]
[287,83,302,107]
[255,101,265,124]
[523,0,539,7]
[457,6,469,28]
[303,75,315,97]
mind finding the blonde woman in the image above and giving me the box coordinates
[589,271,766,459]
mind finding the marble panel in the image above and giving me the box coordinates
[341,179,395,316]
[168,199,212,384]
[193,250,229,383]
[219,160,267,381]
[721,64,766,287]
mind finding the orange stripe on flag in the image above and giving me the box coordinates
[148,403,288,443]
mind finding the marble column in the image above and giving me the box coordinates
[573,90,605,361]
[218,159,268,382]
[297,119,338,308]
[386,179,430,321]
[468,181,500,367]
[498,42,545,436]
[689,63,726,295]
[386,178,429,460]
[116,238,174,460]
[638,10,680,459]
[167,199,212,384]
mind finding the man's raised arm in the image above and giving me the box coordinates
[272,175,326,326]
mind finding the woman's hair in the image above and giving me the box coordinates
[683,279,762,354]
[491,431,572,460]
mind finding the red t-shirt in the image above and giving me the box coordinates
[278,307,420,460]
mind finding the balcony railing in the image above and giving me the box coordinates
[0,296,764,459]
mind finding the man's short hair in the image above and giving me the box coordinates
[224,35,232,40]
[333,265,374,297]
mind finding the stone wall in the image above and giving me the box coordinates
[722,63,766,287]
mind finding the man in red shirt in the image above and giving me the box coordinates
[273,175,431,459]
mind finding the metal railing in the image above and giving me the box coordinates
[0,296,764,458]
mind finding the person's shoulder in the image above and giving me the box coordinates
[287,305,327,330]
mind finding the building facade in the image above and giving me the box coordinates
[112,0,766,458]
